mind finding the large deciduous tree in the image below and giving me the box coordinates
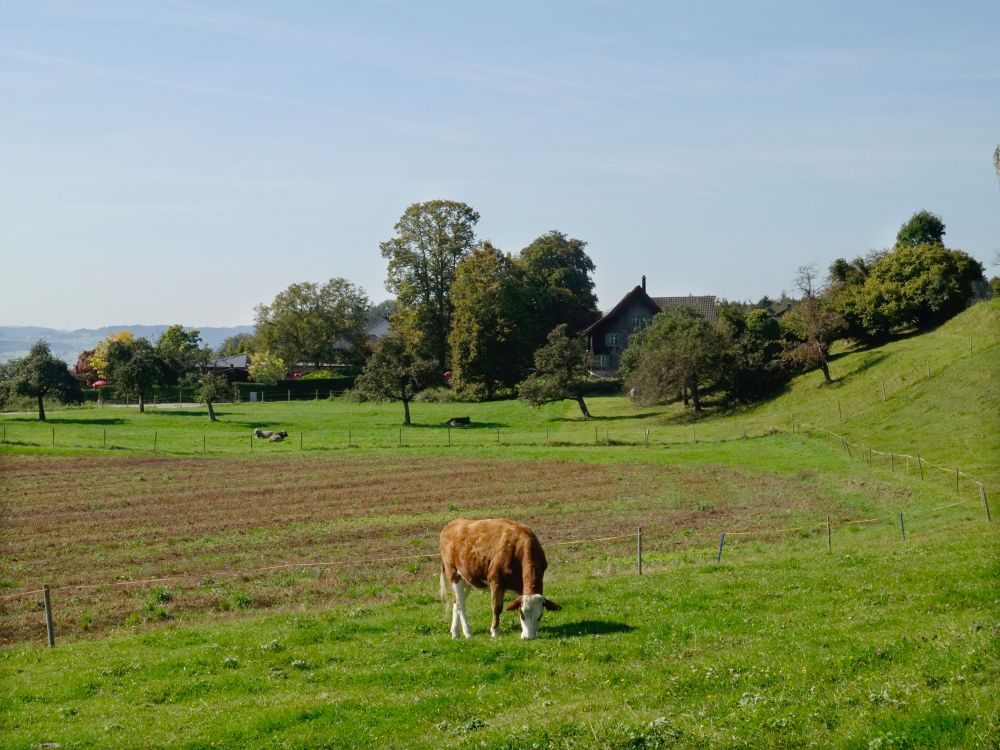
[355,332,438,425]
[517,324,593,419]
[248,350,287,385]
[254,278,370,367]
[448,243,528,399]
[104,338,170,413]
[215,333,254,358]
[90,330,135,379]
[380,200,480,369]
[517,231,599,348]
[620,307,727,410]
[1,341,82,421]
[156,324,208,384]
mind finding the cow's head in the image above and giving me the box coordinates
[506,594,560,639]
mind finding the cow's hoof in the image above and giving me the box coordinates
[490,628,499,638]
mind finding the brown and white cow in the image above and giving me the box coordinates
[439,518,560,640]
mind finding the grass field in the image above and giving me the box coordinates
[1,301,998,748]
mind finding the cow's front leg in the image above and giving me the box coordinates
[489,584,504,637]
[452,579,472,638]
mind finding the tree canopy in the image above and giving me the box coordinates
[518,231,599,347]
[448,243,528,399]
[355,332,438,425]
[197,372,230,422]
[104,338,170,413]
[380,200,480,369]
[248,350,287,385]
[517,324,593,418]
[620,307,728,410]
[156,325,208,384]
[254,278,370,366]
[0,340,82,421]
[895,210,945,248]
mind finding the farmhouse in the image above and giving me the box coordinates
[205,353,251,382]
[585,276,716,375]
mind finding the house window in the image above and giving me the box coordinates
[604,332,619,347]
[591,354,610,368]
[630,314,647,329]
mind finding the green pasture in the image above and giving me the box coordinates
[1,300,998,748]
[1,518,997,749]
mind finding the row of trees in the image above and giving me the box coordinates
[617,210,989,411]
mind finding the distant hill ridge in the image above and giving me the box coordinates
[0,324,253,363]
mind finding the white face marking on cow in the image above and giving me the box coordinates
[519,594,546,640]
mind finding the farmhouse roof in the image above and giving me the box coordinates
[209,354,250,369]
[583,285,717,334]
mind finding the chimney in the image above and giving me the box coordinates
[641,275,646,292]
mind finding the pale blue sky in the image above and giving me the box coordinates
[2,1,998,328]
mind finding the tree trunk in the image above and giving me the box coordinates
[402,397,411,425]
[575,396,591,419]
[820,361,832,383]
[138,394,145,413]
[207,400,216,422]
[37,395,46,422]
[691,383,701,411]
[681,388,689,406]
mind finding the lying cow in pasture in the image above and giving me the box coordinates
[446,416,471,427]
[253,429,274,439]
[439,518,560,640]
[267,431,289,442]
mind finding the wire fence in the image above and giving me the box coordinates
[1,489,990,647]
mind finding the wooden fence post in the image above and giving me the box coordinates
[300,432,303,451]
[827,515,832,552]
[838,401,843,423]
[448,426,451,446]
[203,434,206,453]
[103,428,106,449]
[637,527,643,575]
[716,532,726,563]
[890,452,894,473]
[153,432,157,453]
[399,428,402,448]
[881,380,886,401]
[916,454,923,480]
[348,428,352,448]
[955,468,960,495]
[980,484,992,522]
[51,427,55,447]
[43,585,54,647]
[899,512,906,542]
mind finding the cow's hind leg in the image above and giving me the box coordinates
[452,579,472,638]
[489,584,504,638]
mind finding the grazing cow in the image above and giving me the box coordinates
[253,429,274,439]
[267,431,288,442]
[439,518,560,640]
[446,416,471,427]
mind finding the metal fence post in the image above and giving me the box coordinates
[43,585,54,647]
[637,527,643,575]
[716,532,726,563]
[980,484,992,522]
[899,512,906,542]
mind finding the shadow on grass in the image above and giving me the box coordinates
[43,417,128,425]
[550,412,661,424]
[543,619,636,638]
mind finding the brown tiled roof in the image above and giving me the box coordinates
[651,295,717,322]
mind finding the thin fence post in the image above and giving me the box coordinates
[250,432,253,452]
[899,512,906,542]
[955,468,960,495]
[926,361,930,378]
[153,432,157,453]
[546,427,549,446]
[203,434,206,453]
[399,428,402,448]
[348,428,352,448]
[606,430,610,446]
[980,484,991,522]
[287,389,291,402]
[716,532,726,563]
[594,426,598,445]
[103,428,106,449]
[890,452,894,473]
[917,454,923,480]
[51,427,55,447]
[827,515,832,552]
[300,432,303,451]
[497,428,501,446]
[43,585,54,647]
[838,400,843,423]
[178,386,182,404]
[692,424,696,443]
[448,426,451,447]
[742,421,746,439]
[644,429,649,448]
[637,527,642,575]
[315,389,319,401]
[881,380,886,401]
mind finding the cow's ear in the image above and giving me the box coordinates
[505,597,523,611]
[543,598,561,611]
